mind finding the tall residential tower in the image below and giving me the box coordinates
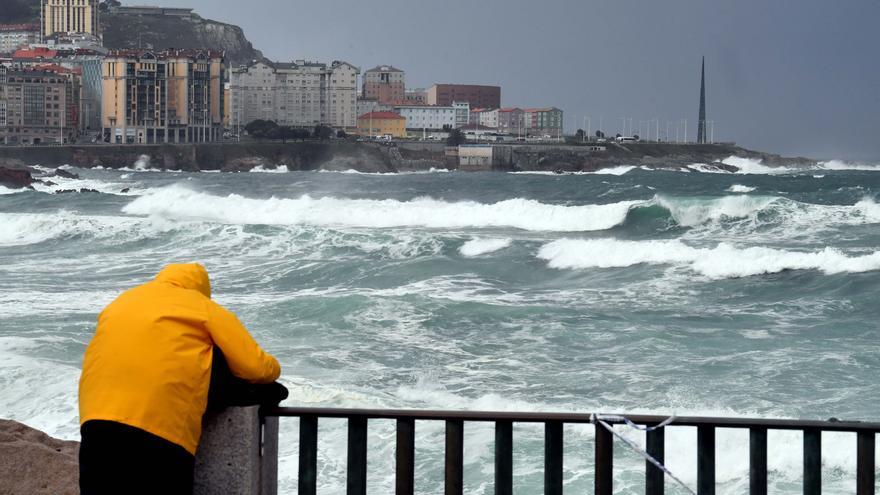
[41,0,100,39]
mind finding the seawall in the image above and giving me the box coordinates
[0,141,400,173]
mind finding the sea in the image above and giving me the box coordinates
[1,156,879,493]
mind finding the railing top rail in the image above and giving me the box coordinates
[262,406,880,433]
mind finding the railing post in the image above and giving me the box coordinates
[595,423,613,495]
[749,427,767,495]
[697,426,715,495]
[396,418,415,495]
[646,427,665,495]
[193,406,264,495]
[298,414,318,495]
[857,432,875,495]
[347,416,367,495]
[803,428,821,495]
[545,421,563,495]
[261,415,279,495]
[445,419,464,495]
[495,420,512,495]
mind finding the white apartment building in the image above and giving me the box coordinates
[453,101,470,129]
[478,108,499,129]
[0,25,39,54]
[230,60,359,130]
[394,105,456,130]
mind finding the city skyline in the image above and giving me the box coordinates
[167,0,880,161]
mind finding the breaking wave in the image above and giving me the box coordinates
[727,184,756,193]
[251,165,290,173]
[459,238,512,257]
[0,185,26,195]
[0,211,145,246]
[122,185,641,232]
[818,160,880,171]
[538,238,880,278]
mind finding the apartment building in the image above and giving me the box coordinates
[101,49,225,144]
[524,107,564,136]
[453,101,470,129]
[41,0,100,39]
[427,84,501,108]
[393,105,456,130]
[404,88,426,105]
[497,107,525,134]
[362,65,404,105]
[0,65,81,145]
[0,24,39,54]
[229,60,359,130]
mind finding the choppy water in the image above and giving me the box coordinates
[2,157,880,493]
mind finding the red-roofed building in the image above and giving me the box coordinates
[497,107,525,134]
[12,47,58,61]
[356,111,406,138]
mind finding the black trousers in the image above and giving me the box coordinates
[80,349,288,494]
[79,420,194,495]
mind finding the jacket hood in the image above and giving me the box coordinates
[154,263,212,298]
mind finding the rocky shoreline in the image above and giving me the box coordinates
[0,141,819,182]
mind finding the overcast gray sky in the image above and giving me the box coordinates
[169,0,878,161]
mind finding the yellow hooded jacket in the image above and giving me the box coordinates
[78,263,281,455]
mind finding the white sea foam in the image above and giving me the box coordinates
[251,165,290,173]
[688,163,731,174]
[0,211,153,246]
[31,175,141,195]
[818,159,880,171]
[0,337,82,440]
[855,197,880,221]
[537,238,880,278]
[722,156,796,175]
[726,184,756,193]
[592,165,637,175]
[459,237,512,257]
[134,154,151,170]
[0,185,26,195]
[122,185,642,231]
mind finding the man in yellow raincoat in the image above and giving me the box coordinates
[78,263,284,494]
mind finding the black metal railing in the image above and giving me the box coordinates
[261,407,880,495]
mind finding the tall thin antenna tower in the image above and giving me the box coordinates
[697,56,707,144]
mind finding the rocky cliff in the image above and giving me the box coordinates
[101,11,263,66]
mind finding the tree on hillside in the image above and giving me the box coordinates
[0,0,37,23]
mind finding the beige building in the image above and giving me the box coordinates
[0,65,81,145]
[41,0,100,39]
[356,111,406,138]
[229,60,359,130]
[102,49,225,144]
